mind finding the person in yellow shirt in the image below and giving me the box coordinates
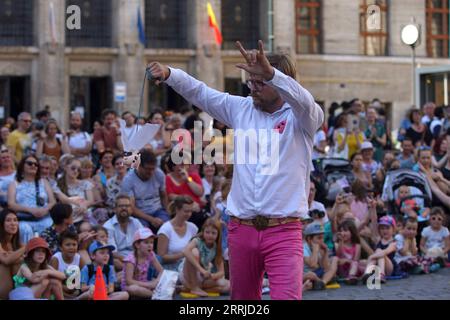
[332,114,364,160]
[6,112,32,163]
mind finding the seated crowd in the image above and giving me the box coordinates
[0,98,450,300]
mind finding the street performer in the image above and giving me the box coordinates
[147,40,324,300]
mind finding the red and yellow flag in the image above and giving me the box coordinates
[207,2,222,45]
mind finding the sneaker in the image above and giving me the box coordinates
[312,280,326,290]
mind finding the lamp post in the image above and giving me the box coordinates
[401,21,421,107]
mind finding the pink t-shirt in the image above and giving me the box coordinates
[121,251,155,289]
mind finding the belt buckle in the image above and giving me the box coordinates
[253,216,270,230]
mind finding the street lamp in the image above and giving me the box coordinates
[401,21,421,107]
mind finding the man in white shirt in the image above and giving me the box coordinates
[66,111,92,158]
[147,40,324,300]
[121,111,138,142]
[421,102,436,125]
[103,194,144,271]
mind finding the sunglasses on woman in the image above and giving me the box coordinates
[25,161,38,167]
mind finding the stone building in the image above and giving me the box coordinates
[0,0,449,130]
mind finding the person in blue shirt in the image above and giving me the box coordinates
[80,241,129,300]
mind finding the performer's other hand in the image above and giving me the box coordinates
[147,62,171,85]
[235,40,274,81]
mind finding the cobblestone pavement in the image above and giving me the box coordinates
[176,268,450,300]
[302,268,450,300]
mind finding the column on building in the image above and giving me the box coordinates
[36,0,67,126]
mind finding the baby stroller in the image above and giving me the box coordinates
[312,158,355,206]
[381,169,432,217]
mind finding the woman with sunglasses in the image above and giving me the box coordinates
[57,156,95,226]
[7,155,56,244]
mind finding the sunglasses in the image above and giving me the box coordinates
[25,161,38,167]
[246,80,266,91]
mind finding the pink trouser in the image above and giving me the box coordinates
[227,219,303,300]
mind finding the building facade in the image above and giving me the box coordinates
[0,0,449,130]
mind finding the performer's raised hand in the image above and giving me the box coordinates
[147,62,171,85]
[235,40,274,81]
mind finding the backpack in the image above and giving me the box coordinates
[87,264,111,284]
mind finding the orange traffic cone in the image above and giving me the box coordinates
[93,266,108,300]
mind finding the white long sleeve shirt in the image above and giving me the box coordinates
[165,67,324,219]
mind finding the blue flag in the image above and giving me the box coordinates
[137,6,146,46]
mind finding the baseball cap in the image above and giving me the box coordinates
[361,141,374,150]
[25,237,52,259]
[88,241,115,255]
[133,228,155,244]
[304,222,325,236]
[378,215,396,228]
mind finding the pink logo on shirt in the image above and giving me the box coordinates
[274,120,287,134]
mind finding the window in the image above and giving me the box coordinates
[66,0,112,47]
[426,0,450,57]
[145,0,188,48]
[222,0,261,50]
[359,0,388,56]
[0,0,34,46]
[295,0,321,54]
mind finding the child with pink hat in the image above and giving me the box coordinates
[121,228,164,299]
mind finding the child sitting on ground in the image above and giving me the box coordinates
[77,221,97,265]
[180,218,230,297]
[335,219,366,285]
[121,228,163,299]
[420,207,450,265]
[50,230,89,299]
[394,217,435,274]
[80,241,129,300]
[14,237,66,300]
[303,222,338,290]
[362,213,398,284]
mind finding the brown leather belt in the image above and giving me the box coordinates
[231,216,301,231]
